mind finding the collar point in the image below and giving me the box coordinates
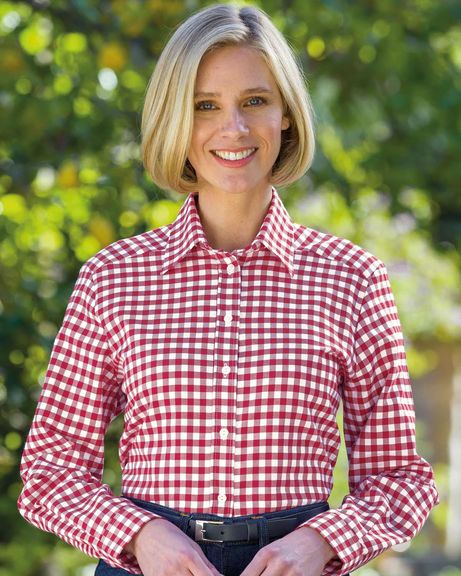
[286,265,295,278]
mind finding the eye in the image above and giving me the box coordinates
[195,101,216,111]
[246,96,266,106]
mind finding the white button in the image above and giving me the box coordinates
[218,493,227,503]
[224,313,233,325]
[222,364,231,377]
[219,428,229,440]
[226,263,235,275]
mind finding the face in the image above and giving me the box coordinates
[187,45,290,198]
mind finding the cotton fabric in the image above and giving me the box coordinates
[18,189,438,574]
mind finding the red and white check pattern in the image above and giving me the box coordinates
[19,190,438,574]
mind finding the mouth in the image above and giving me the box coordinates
[212,148,257,161]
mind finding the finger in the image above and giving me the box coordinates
[193,542,224,576]
[240,551,268,576]
[188,549,224,576]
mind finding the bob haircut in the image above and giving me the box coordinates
[141,4,315,194]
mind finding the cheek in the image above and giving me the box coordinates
[188,123,209,157]
[187,137,200,164]
[263,125,284,156]
[261,114,287,139]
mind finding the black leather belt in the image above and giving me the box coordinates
[190,515,311,544]
[125,496,329,546]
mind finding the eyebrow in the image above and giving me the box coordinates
[194,87,274,98]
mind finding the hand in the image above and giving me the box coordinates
[240,526,336,576]
[125,518,223,576]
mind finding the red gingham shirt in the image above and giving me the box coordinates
[19,189,438,574]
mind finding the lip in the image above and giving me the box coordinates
[211,147,257,168]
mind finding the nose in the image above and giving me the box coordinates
[220,107,249,137]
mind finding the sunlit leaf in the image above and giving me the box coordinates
[0,194,27,223]
[97,41,128,71]
[18,17,52,55]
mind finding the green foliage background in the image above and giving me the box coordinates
[0,0,460,574]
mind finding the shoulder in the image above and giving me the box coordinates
[80,225,170,278]
[293,223,383,281]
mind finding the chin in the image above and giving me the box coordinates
[218,177,269,196]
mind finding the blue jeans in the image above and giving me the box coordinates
[95,498,333,576]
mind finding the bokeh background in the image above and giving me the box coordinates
[1,0,460,574]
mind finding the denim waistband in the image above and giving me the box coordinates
[95,498,336,576]
[124,496,329,536]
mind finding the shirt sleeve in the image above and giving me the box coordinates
[17,261,160,573]
[298,262,439,575]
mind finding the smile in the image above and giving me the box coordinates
[212,148,257,161]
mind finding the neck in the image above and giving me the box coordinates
[196,187,272,252]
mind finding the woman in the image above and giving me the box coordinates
[18,4,438,576]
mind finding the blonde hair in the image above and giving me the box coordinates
[141,4,315,193]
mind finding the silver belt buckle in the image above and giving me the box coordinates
[195,519,225,543]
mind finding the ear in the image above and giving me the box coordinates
[282,115,290,130]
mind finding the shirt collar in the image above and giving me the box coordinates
[161,188,295,276]
[252,188,295,276]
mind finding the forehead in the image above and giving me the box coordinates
[195,45,277,89]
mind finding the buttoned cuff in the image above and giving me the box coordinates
[95,498,163,573]
[296,509,364,575]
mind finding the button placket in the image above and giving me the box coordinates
[209,256,240,514]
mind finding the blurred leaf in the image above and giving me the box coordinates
[1,1,460,574]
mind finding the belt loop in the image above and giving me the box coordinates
[179,513,191,534]
[258,517,269,547]
[247,519,259,542]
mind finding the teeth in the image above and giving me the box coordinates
[214,148,256,161]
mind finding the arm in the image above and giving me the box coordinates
[300,263,439,574]
[17,261,158,573]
